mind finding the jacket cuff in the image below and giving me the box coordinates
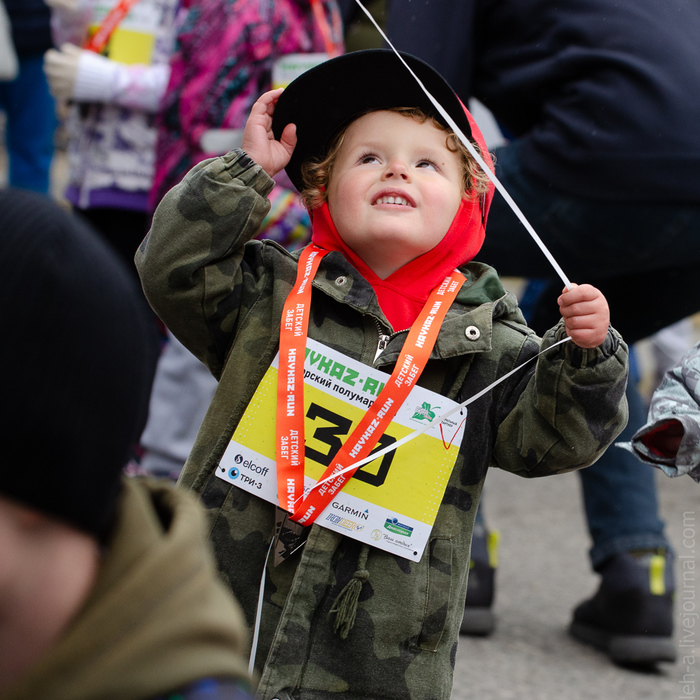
[74,50,120,103]
[545,321,626,369]
[224,149,276,197]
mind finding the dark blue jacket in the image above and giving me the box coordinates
[387,0,700,202]
[4,0,53,55]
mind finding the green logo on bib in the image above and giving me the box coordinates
[412,402,439,422]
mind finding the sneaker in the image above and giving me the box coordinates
[461,526,500,636]
[569,550,676,666]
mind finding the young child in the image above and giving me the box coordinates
[620,340,700,482]
[136,50,628,700]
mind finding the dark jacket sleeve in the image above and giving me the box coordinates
[493,322,629,477]
[135,149,275,377]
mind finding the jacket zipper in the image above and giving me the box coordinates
[373,320,411,365]
[374,332,390,364]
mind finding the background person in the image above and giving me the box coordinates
[621,341,700,483]
[137,0,343,479]
[0,0,56,193]
[43,0,178,273]
[385,0,700,666]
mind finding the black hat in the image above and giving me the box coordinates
[272,49,477,194]
[0,189,158,541]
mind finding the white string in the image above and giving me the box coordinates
[352,0,572,291]
[249,536,275,676]
[305,336,571,495]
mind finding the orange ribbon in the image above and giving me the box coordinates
[276,244,466,525]
[83,0,141,54]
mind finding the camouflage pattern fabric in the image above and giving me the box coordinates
[136,150,629,700]
[620,341,700,482]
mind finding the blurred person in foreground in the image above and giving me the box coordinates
[0,189,254,700]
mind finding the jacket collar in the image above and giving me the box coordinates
[311,253,525,362]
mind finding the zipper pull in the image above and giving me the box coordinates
[374,333,390,363]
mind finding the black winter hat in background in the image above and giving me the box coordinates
[0,189,158,541]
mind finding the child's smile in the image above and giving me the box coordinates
[327,110,465,279]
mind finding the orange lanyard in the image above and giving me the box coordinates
[309,0,343,57]
[84,0,141,54]
[276,244,466,526]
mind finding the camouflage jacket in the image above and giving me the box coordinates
[136,150,629,700]
[620,341,700,482]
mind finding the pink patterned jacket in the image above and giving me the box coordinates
[150,0,343,250]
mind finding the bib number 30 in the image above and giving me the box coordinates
[304,402,397,487]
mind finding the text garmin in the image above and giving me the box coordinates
[332,502,370,520]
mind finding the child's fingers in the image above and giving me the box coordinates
[279,123,297,154]
[558,299,602,319]
[557,282,609,348]
[563,312,604,330]
[558,283,600,307]
[248,88,285,121]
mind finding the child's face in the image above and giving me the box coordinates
[327,110,465,279]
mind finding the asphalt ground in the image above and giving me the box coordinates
[450,464,699,700]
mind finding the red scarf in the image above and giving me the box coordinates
[311,196,486,330]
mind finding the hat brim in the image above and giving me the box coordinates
[272,49,473,193]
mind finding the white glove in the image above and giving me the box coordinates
[43,43,82,100]
[44,0,80,10]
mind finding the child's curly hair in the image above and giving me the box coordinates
[299,107,492,211]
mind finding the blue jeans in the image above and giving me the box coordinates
[478,142,686,568]
[0,53,56,194]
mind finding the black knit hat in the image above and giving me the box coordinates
[0,189,158,541]
[272,49,477,193]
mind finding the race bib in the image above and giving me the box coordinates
[217,339,466,561]
[272,53,329,89]
[89,1,162,64]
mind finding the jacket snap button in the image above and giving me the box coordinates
[335,276,347,286]
[465,325,480,341]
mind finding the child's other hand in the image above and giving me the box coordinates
[557,283,610,348]
[241,88,297,177]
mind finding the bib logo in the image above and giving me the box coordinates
[384,517,414,537]
[412,402,439,422]
[325,513,365,532]
[228,467,240,480]
[371,529,383,541]
[232,454,270,477]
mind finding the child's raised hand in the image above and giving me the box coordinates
[241,88,297,177]
[557,283,610,348]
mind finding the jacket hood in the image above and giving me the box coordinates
[5,478,251,700]
[310,193,488,330]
